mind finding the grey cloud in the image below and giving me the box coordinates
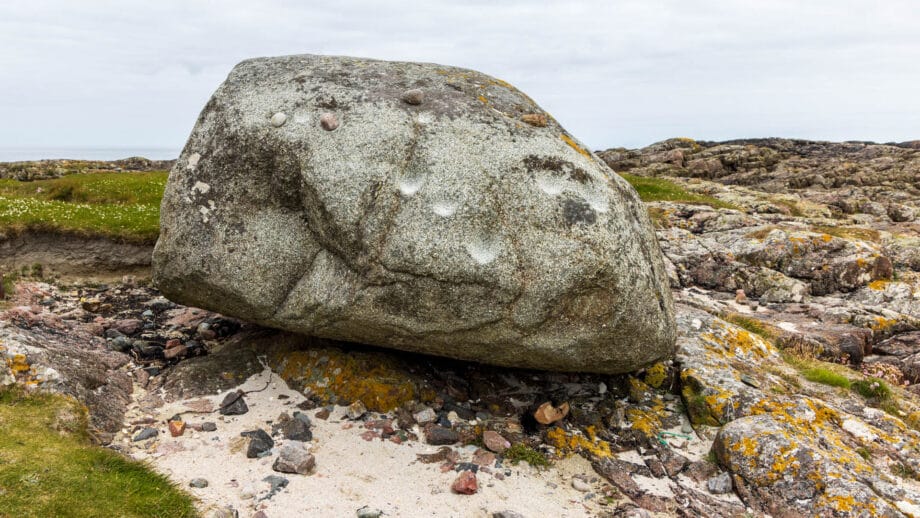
[0,0,917,153]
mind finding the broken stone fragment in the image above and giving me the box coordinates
[168,420,186,437]
[533,401,569,425]
[219,390,249,416]
[240,428,274,458]
[272,442,315,475]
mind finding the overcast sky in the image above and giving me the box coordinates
[0,0,917,157]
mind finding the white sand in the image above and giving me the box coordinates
[123,370,606,518]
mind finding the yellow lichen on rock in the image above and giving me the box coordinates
[644,362,669,389]
[270,347,425,412]
[545,426,612,458]
[560,134,592,159]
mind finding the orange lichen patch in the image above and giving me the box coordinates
[680,369,731,426]
[821,234,834,243]
[560,134,591,159]
[644,363,669,389]
[856,258,868,268]
[626,400,667,438]
[868,280,890,291]
[477,95,489,104]
[271,348,424,412]
[701,322,775,360]
[816,493,877,515]
[545,426,612,458]
[731,436,759,458]
[8,353,31,375]
[871,316,898,332]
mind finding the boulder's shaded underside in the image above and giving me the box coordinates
[153,54,675,373]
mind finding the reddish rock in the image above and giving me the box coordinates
[113,318,143,335]
[482,430,510,453]
[315,408,331,420]
[165,339,182,349]
[451,470,478,495]
[164,344,188,360]
[168,420,187,437]
[472,448,496,466]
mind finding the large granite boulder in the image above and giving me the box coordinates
[153,54,675,373]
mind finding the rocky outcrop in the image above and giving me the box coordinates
[0,157,175,181]
[598,138,920,212]
[153,54,675,374]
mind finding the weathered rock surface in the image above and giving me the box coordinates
[153,54,675,373]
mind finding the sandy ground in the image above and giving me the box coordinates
[121,370,607,518]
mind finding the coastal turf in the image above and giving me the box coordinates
[0,387,197,518]
[0,171,167,244]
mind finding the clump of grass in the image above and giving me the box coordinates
[723,313,777,342]
[503,443,551,468]
[646,206,671,229]
[891,463,919,481]
[801,368,851,389]
[618,173,739,210]
[852,378,892,400]
[0,171,167,244]
[856,447,871,461]
[771,198,804,217]
[0,387,197,517]
[812,225,881,243]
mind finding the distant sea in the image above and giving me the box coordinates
[0,147,179,162]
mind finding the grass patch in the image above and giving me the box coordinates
[851,378,892,400]
[0,172,167,244]
[0,387,197,518]
[723,313,778,341]
[811,225,881,243]
[618,173,738,210]
[771,198,804,217]
[801,368,851,389]
[503,443,551,468]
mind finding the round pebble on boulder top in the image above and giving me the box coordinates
[153,54,676,374]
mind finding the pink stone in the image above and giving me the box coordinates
[451,471,478,495]
[320,112,339,131]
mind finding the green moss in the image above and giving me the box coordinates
[801,368,851,389]
[0,387,197,517]
[618,173,739,210]
[503,443,551,468]
[856,447,871,460]
[0,171,166,244]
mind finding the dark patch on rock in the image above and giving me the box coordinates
[562,198,597,227]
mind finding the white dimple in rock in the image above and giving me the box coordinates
[186,153,201,170]
[417,112,435,125]
[465,237,501,265]
[271,112,287,127]
[582,189,609,213]
[536,176,565,196]
[398,177,423,197]
[431,200,457,217]
[198,206,211,223]
[192,181,211,195]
